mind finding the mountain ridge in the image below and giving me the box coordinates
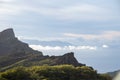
[0,28,84,71]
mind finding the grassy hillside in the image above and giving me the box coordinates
[0,65,112,80]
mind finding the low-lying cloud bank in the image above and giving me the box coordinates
[29,45,108,51]
[29,45,97,51]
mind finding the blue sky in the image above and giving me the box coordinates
[0,0,120,73]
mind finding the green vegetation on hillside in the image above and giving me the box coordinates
[0,65,112,80]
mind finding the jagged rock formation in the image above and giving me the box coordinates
[0,28,84,71]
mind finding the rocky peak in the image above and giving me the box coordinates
[60,52,79,66]
[0,28,15,41]
[53,52,85,66]
[63,52,74,57]
[0,28,43,56]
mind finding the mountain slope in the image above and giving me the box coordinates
[0,28,43,70]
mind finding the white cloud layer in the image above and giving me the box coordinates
[29,45,97,51]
